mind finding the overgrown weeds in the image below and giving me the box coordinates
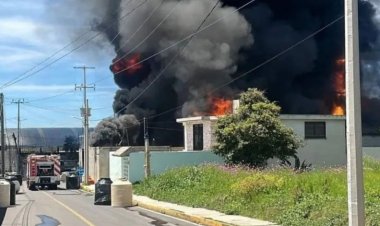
[134,157,380,226]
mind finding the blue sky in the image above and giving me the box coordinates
[0,1,118,128]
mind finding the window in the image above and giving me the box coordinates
[193,124,204,150]
[305,122,326,139]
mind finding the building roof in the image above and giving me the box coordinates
[279,114,346,120]
[5,128,85,147]
[176,116,219,123]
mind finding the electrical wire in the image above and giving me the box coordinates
[0,0,148,90]
[23,103,79,114]
[0,0,149,106]
[28,90,76,103]
[112,0,179,66]
[114,0,220,116]
[92,0,257,85]
[114,0,164,56]
[107,0,256,78]
[147,126,182,132]
[138,15,345,122]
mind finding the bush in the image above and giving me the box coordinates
[213,88,302,167]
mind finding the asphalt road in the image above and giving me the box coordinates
[1,185,200,226]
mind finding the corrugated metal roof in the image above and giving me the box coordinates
[5,128,86,147]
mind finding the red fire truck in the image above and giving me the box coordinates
[26,154,61,190]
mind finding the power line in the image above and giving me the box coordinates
[92,0,257,85]
[28,90,76,103]
[114,0,164,56]
[109,0,256,78]
[147,126,182,132]
[23,103,78,114]
[0,0,148,90]
[112,0,179,66]
[139,15,345,122]
[115,0,220,116]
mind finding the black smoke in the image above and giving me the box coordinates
[226,0,380,134]
[90,0,380,146]
[90,115,140,146]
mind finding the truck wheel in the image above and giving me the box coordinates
[28,184,35,191]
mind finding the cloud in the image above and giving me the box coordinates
[0,17,56,47]
[0,45,45,68]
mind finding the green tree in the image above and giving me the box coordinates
[63,136,80,153]
[213,88,302,167]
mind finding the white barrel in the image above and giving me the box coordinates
[111,178,133,207]
[0,180,10,207]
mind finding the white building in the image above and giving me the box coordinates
[280,114,346,167]
[177,114,346,167]
[176,116,219,151]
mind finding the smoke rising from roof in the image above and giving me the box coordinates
[90,114,140,146]
[64,0,380,145]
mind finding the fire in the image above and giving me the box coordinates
[211,98,232,116]
[110,53,142,74]
[331,58,345,116]
[332,104,344,116]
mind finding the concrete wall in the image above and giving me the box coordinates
[127,151,224,183]
[109,153,131,182]
[88,147,119,182]
[363,135,380,147]
[363,147,380,160]
[109,152,122,182]
[280,115,346,167]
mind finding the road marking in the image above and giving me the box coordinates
[42,191,95,226]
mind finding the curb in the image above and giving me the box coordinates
[80,186,229,226]
[133,200,231,226]
[80,185,276,226]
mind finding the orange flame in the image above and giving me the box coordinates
[211,98,232,116]
[332,104,344,116]
[111,53,142,74]
[331,58,345,116]
[125,53,143,73]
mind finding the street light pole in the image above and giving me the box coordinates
[345,0,365,225]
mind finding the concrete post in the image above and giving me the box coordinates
[345,0,365,225]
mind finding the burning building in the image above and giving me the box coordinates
[84,0,380,146]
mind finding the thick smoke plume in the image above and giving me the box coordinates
[85,0,380,146]
[95,0,253,145]
[90,114,140,146]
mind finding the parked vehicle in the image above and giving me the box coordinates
[4,175,20,193]
[26,154,61,190]
[5,172,22,186]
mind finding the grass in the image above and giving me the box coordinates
[133,157,380,226]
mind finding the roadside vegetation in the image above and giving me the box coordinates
[134,157,380,226]
[213,88,302,167]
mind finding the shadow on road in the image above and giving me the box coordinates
[0,207,7,225]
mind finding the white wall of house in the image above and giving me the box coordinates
[177,114,347,167]
[177,116,218,151]
[279,115,346,167]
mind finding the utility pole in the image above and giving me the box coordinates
[144,117,150,178]
[1,93,5,177]
[345,0,365,225]
[74,66,95,184]
[11,98,26,173]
